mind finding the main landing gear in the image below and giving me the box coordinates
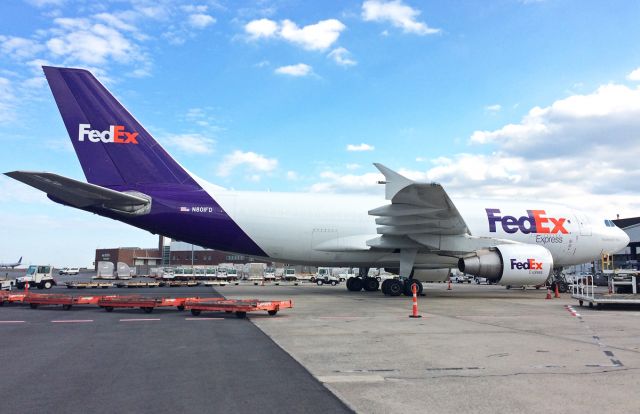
[380,278,423,296]
[346,268,380,292]
[346,267,423,297]
[347,248,425,297]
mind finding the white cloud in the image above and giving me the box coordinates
[485,104,502,113]
[310,171,383,193]
[188,13,216,29]
[286,171,299,180]
[311,81,640,217]
[275,63,312,77]
[346,163,361,170]
[245,18,345,51]
[362,0,440,35]
[181,5,208,14]
[328,47,357,66]
[46,16,144,66]
[164,133,215,154]
[0,36,45,59]
[217,150,278,177]
[470,84,640,157]
[25,0,65,7]
[245,18,278,39]
[280,19,345,51]
[628,67,640,81]
[346,143,375,151]
[0,77,16,123]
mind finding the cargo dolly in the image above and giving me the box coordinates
[24,293,103,310]
[1,292,293,317]
[114,281,161,288]
[571,273,640,308]
[65,281,113,289]
[0,291,27,305]
[98,295,190,313]
[185,298,293,318]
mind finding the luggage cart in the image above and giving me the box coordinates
[571,274,640,308]
[185,298,293,318]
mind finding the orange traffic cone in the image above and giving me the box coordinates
[554,283,560,298]
[409,283,422,318]
[546,287,552,300]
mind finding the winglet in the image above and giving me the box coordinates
[373,163,414,200]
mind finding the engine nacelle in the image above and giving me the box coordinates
[458,244,553,286]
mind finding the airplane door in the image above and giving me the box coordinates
[574,211,592,236]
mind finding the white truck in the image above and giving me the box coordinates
[315,267,340,286]
[246,263,265,282]
[16,265,57,289]
[282,267,297,281]
[1,276,15,291]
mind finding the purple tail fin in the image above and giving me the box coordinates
[43,66,197,187]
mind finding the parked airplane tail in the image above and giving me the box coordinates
[43,66,196,188]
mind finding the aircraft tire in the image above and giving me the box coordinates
[386,279,403,296]
[403,279,423,296]
[348,277,363,292]
[363,277,379,292]
[381,279,390,294]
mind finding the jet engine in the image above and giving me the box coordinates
[458,244,553,286]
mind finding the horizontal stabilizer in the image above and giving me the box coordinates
[4,171,151,215]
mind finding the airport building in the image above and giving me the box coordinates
[94,237,272,271]
[613,216,640,269]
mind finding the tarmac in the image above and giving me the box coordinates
[2,281,640,413]
[0,285,351,414]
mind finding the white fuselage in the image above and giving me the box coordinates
[195,177,629,277]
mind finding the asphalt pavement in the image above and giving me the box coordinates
[0,285,353,414]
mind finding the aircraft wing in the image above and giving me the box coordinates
[4,171,151,215]
[367,164,510,254]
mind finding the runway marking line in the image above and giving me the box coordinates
[119,318,161,322]
[318,316,364,319]
[51,320,94,323]
[564,305,623,367]
[0,321,25,324]
[185,317,224,320]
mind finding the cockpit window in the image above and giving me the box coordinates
[604,220,617,227]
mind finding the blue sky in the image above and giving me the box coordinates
[1,0,640,266]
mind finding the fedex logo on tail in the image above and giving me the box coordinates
[78,124,139,144]
[486,208,568,234]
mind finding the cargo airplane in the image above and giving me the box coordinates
[0,257,22,269]
[5,67,630,296]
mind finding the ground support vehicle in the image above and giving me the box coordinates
[15,265,56,290]
[161,280,200,287]
[1,292,294,318]
[315,268,340,286]
[1,278,15,291]
[203,280,229,287]
[0,291,27,305]
[66,281,113,289]
[97,295,205,313]
[24,293,102,310]
[571,274,640,309]
[282,268,297,282]
[115,281,160,288]
[185,298,293,318]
